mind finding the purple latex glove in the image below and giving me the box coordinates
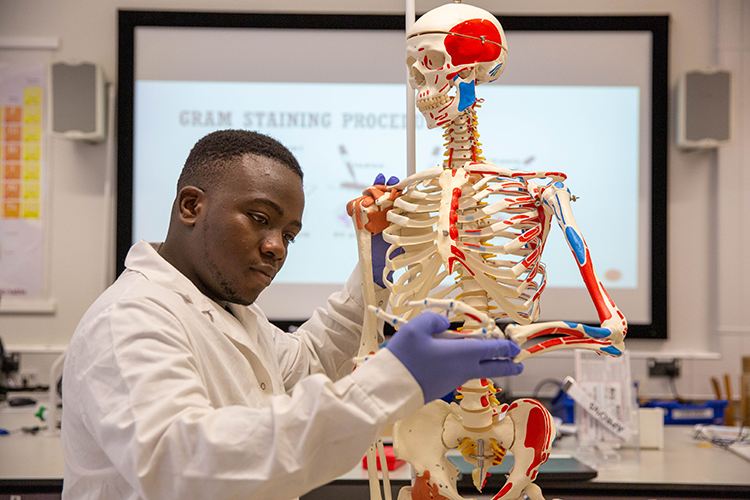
[371,173,402,288]
[385,312,524,403]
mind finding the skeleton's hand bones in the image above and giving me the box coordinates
[346,177,402,235]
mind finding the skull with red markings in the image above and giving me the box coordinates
[406,3,507,129]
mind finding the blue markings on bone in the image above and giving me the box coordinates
[457,80,476,112]
[601,345,622,356]
[465,215,475,222]
[582,324,612,339]
[555,195,566,224]
[565,226,586,265]
[564,321,578,329]
[490,63,503,76]
[554,181,565,189]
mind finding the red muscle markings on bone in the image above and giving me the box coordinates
[481,395,489,407]
[411,471,449,500]
[525,406,551,477]
[578,247,613,322]
[446,69,464,81]
[492,481,513,500]
[521,246,541,268]
[445,19,502,66]
[544,171,567,179]
[526,328,583,341]
[519,225,541,243]
[449,188,461,240]
[448,248,476,276]
[465,313,482,323]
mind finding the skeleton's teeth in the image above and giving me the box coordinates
[416,94,452,112]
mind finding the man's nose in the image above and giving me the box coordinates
[261,232,286,260]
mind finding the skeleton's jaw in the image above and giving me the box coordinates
[417,76,477,129]
[416,93,453,113]
[417,93,459,129]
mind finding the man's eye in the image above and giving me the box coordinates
[250,213,268,225]
[284,233,297,244]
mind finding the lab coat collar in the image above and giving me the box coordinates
[124,240,243,335]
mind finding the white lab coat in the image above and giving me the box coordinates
[61,240,422,500]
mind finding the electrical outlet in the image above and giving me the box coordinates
[648,358,681,378]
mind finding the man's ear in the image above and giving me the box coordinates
[176,186,205,227]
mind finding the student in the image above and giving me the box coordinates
[61,129,523,500]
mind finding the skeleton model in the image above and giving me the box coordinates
[347,3,627,500]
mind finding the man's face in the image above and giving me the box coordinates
[193,154,304,305]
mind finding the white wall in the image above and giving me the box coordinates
[0,0,747,401]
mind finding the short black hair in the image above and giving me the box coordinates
[178,129,303,192]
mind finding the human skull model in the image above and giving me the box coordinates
[406,3,507,129]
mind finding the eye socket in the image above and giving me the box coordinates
[410,66,426,87]
[421,50,446,70]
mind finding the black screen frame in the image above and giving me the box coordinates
[117,11,669,339]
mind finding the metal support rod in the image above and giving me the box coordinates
[406,0,416,176]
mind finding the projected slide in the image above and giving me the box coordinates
[134,80,638,289]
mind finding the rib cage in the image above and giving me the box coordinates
[382,163,562,326]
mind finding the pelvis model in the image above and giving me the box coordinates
[347,3,627,500]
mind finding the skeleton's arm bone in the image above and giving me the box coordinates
[351,223,381,365]
[540,181,628,343]
[506,321,624,362]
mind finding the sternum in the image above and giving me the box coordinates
[437,116,491,327]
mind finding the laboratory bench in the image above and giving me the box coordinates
[1,397,749,500]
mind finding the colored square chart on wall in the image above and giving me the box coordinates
[24,87,42,105]
[23,143,40,162]
[24,124,41,142]
[23,105,42,124]
[3,201,19,218]
[2,181,20,199]
[4,125,21,142]
[0,63,47,299]
[22,200,40,219]
[3,163,21,180]
[3,106,21,123]
[3,144,21,162]
[24,163,40,180]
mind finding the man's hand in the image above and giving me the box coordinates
[385,312,523,403]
